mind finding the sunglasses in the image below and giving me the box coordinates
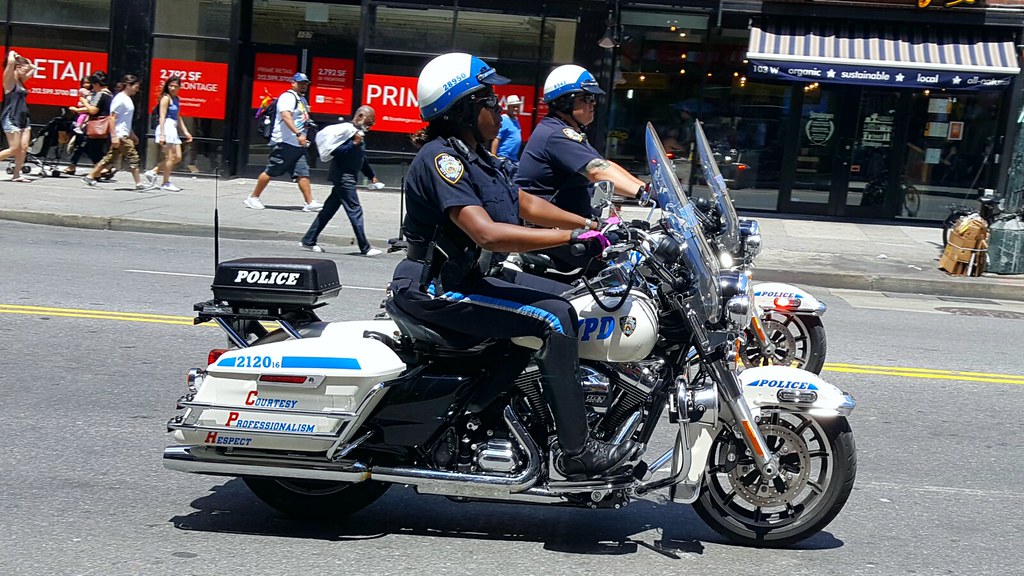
[577,93,597,104]
[472,93,501,110]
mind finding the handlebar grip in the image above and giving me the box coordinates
[570,242,588,257]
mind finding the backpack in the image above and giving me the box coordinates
[150,103,161,131]
[255,97,278,141]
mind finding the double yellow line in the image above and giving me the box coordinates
[4,303,1023,386]
[0,304,196,326]
[824,362,1024,386]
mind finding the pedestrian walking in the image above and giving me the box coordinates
[143,75,193,192]
[63,71,113,176]
[244,72,323,212]
[301,105,383,255]
[70,75,91,134]
[0,50,37,182]
[82,75,151,190]
[490,94,523,161]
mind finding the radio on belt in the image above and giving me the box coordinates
[211,258,342,306]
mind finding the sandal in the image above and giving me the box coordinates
[10,177,31,183]
[62,166,76,175]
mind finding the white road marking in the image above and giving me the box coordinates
[860,481,1023,499]
[124,269,386,291]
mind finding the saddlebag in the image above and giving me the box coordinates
[211,258,341,306]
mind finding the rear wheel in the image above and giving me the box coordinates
[692,413,856,547]
[243,477,389,522]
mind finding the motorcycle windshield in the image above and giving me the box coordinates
[693,121,741,255]
[645,122,721,322]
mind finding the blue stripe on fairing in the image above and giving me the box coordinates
[216,356,235,367]
[280,356,361,370]
[441,291,566,334]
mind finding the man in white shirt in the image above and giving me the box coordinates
[82,74,151,190]
[244,72,323,212]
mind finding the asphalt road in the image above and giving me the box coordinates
[2,221,1022,576]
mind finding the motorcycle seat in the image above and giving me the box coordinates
[385,299,486,350]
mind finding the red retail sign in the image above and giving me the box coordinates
[13,47,107,107]
[309,57,354,116]
[361,74,425,134]
[252,53,298,109]
[148,59,228,120]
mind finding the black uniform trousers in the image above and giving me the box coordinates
[390,259,589,454]
[302,173,371,253]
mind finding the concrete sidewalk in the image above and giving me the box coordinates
[3,172,1023,301]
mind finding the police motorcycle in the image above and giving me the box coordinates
[164,123,856,547]
[686,121,829,374]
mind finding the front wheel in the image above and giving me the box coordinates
[741,313,826,374]
[243,477,390,522]
[692,413,856,547]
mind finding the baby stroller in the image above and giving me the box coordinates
[5,114,73,178]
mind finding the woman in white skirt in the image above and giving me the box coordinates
[145,75,192,191]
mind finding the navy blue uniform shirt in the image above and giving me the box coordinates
[515,115,602,218]
[328,127,376,184]
[403,136,520,250]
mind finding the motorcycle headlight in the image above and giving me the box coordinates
[720,272,753,329]
[738,218,762,262]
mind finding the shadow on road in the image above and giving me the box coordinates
[169,479,844,556]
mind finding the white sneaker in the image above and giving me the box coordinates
[82,176,97,186]
[144,170,157,184]
[303,201,324,212]
[300,243,324,253]
[362,248,383,257]
[135,182,154,191]
[161,182,182,192]
[244,196,265,210]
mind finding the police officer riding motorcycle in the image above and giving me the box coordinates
[389,53,634,478]
[515,65,649,279]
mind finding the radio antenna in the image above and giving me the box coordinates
[214,163,221,271]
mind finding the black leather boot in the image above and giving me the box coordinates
[556,437,636,478]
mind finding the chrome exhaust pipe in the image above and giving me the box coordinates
[163,445,370,483]
[371,405,541,499]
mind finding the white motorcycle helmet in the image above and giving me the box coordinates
[418,52,510,122]
[542,64,605,104]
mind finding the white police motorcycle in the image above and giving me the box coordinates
[164,124,856,547]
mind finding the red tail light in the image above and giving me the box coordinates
[666,152,676,160]
[736,163,749,171]
[208,349,228,365]
[259,375,309,384]
[774,297,802,309]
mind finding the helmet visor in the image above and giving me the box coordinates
[580,78,605,95]
[478,66,510,86]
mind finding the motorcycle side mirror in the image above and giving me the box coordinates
[637,182,653,207]
[591,180,614,210]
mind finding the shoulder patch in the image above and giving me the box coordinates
[434,153,465,185]
[562,128,585,143]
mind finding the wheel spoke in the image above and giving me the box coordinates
[807,449,829,459]
[807,480,824,495]
[794,419,811,436]
[753,506,764,524]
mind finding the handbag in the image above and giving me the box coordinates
[85,116,110,140]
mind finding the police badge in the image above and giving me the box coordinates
[435,153,465,184]
[619,315,637,337]
[562,127,585,143]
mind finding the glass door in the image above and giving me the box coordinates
[782,84,855,214]
[844,90,902,217]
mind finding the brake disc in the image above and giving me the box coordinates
[741,319,798,367]
[727,423,810,507]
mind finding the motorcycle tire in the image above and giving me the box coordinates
[243,477,390,522]
[692,414,856,547]
[741,313,826,374]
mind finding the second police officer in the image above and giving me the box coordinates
[516,65,649,276]
[389,53,635,478]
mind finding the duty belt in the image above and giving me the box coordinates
[406,242,430,263]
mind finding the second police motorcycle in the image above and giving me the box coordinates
[163,122,857,547]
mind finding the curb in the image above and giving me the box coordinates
[755,268,1024,302]
[4,209,1023,302]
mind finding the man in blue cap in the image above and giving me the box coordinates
[245,72,324,212]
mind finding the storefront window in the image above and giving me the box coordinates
[369,6,456,53]
[147,37,231,175]
[253,0,361,46]
[454,12,543,61]
[901,91,1004,220]
[155,0,232,38]
[11,0,109,28]
[541,18,577,64]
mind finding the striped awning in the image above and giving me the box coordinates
[747,22,1020,90]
